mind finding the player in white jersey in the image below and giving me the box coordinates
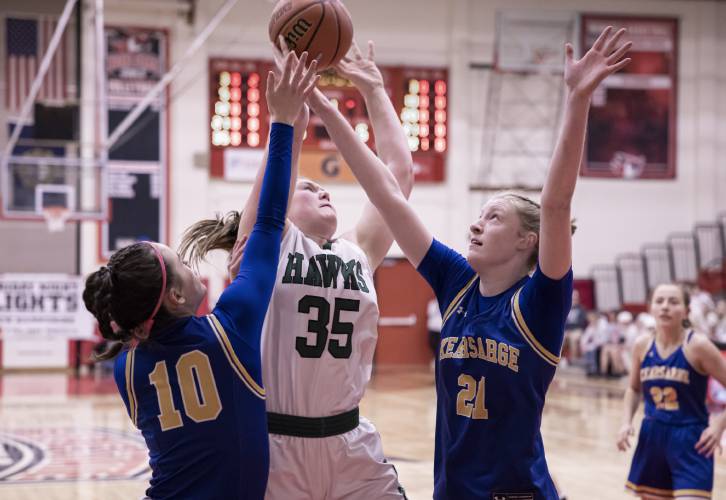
[180,40,412,499]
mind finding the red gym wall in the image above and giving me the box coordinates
[374,258,435,366]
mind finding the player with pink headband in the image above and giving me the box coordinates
[82,51,318,499]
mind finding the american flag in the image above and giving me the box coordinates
[5,17,76,117]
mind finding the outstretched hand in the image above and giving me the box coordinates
[272,35,311,129]
[565,26,632,98]
[335,40,384,95]
[266,48,319,126]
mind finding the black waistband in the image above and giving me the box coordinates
[267,407,359,438]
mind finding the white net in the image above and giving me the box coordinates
[43,207,71,232]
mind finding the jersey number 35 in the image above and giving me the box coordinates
[296,295,360,359]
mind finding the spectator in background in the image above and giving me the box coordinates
[634,311,656,341]
[688,284,716,334]
[617,311,635,339]
[564,289,588,363]
[706,311,720,340]
[618,311,639,373]
[600,311,626,377]
[635,312,656,333]
[621,312,656,373]
[581,311,606,376]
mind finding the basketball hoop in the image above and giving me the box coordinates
[43,206,70,232]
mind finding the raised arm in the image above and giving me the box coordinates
[217,53,317,337]
[236,108,308,241]
[236,50,317,243]
[334,41,414,268]
[539,27,631,279]
[308,86,432,268]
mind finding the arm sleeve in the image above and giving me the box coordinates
[417,239,476,318]
[511,266,573,365]
[214,123,293,347]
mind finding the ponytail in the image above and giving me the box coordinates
[83,266,134,360]
[178,210,241,268]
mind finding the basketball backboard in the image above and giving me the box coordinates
[495,10,574,74]
[2,155,106,222]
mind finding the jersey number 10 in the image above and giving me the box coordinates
[149,350,223,431]
[296,295,360,359]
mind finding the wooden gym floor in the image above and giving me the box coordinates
[0,368,723,499]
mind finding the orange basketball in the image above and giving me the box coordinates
[269,0,354,70]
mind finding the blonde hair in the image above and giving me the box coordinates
[178,210,241,269]
[491,193,577,270]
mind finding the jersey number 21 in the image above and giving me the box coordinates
[457,373,489,419]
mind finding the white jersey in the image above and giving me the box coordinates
[261,222,379,417]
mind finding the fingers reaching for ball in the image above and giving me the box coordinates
[335,39,384,95]
[266,50,320,126]
[272,34,291,74]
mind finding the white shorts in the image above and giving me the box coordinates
[265,416,406,500]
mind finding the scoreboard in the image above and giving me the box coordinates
[209,58,448,182]
[209,58,274,180]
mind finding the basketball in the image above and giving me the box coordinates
[269,0,354,69]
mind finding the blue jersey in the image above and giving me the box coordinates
[627,332,713,497]
[418,239,572,500]
[115,314,267,499]
[640,331,709,425]
[113,123,294,500]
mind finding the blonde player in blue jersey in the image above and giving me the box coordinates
[305,26,631,499]
[82,52,318,500]
[618,283,726,499]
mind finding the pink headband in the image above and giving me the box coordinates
[140,242,167,336]
[108,242,167,339]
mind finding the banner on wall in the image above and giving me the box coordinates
[106,26,164,100]
[101,26,168,259]
[0,274,95,368]
[581,15,677,179]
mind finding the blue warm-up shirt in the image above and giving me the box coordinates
[114,123,293,500]
[418,239,573,500]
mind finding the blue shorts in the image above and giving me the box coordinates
[626,418,713,498]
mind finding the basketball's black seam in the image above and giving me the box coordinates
[302,1,327,61]
[329,2,342,67]
[272,1,324,47]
